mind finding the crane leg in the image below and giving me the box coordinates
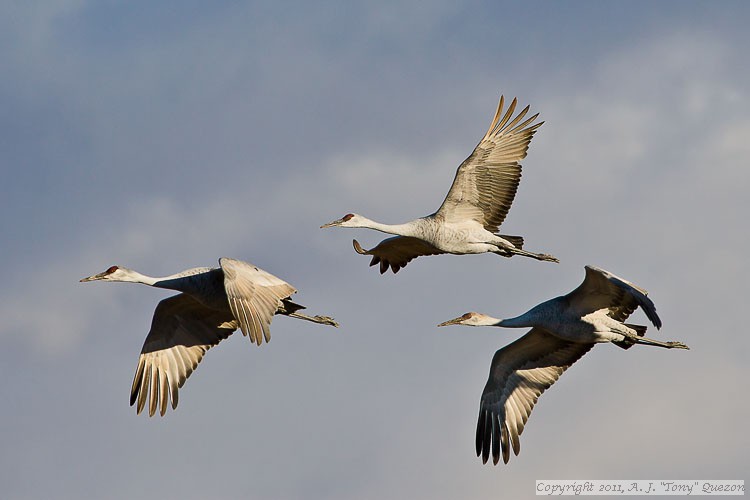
[287,312,339,327]
[620,332,689,349]
[495,246,559,263]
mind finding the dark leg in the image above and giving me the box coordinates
[621,332,689,349]
[510,247,559,263]
[287,312,339,327]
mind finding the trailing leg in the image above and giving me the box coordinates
[287,311,339,327]
[502,246,559,263]
[620,332,689,349]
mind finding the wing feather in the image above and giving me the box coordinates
[476,328,593,464]
[220,258,296,345]
[566,266,661,328]
[436,96,543,233]
[130,294,238,416]
[352,237,444,274]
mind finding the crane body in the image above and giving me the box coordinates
[321,95,558,274]
[438,265,688,465]
[80,258,338,416]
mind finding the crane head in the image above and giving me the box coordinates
[320,213,361,228]
[80,265,129,282]
[438,312,495,327]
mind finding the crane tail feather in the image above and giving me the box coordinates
[625,324,647,337]
[499,234,524,249]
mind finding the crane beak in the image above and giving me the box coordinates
[437,317,464,327]
[79,272,105,282]
[320,218,343,229]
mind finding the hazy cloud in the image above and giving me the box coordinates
[1,2,748,499]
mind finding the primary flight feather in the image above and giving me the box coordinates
[321,95,557,274]
[81,258,338,416]
[438,265,688,465]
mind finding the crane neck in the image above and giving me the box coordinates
[116,270,195,291]
[496,300,559,328]
[472,315,505,327]
[114,270,161,286]
[355,216,423,237]
[496,314,535,328]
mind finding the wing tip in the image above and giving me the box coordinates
[352,239,368,255]
[585,264,663,329]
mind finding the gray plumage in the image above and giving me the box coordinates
[438,265,688,465]
[321,95,558,274]
[80,258,338,416]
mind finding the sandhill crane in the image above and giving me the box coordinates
[437,265,688,465]
[320,95,558,274]
[80,258,338,416]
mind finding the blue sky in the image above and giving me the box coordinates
[2,1,748,499]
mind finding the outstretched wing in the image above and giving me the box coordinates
[566,265,661,328]
[476,328,593,464]
[352,237,444,274]
[435,96,543,233]
[130,294,238,417]
[220,258,297,345]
